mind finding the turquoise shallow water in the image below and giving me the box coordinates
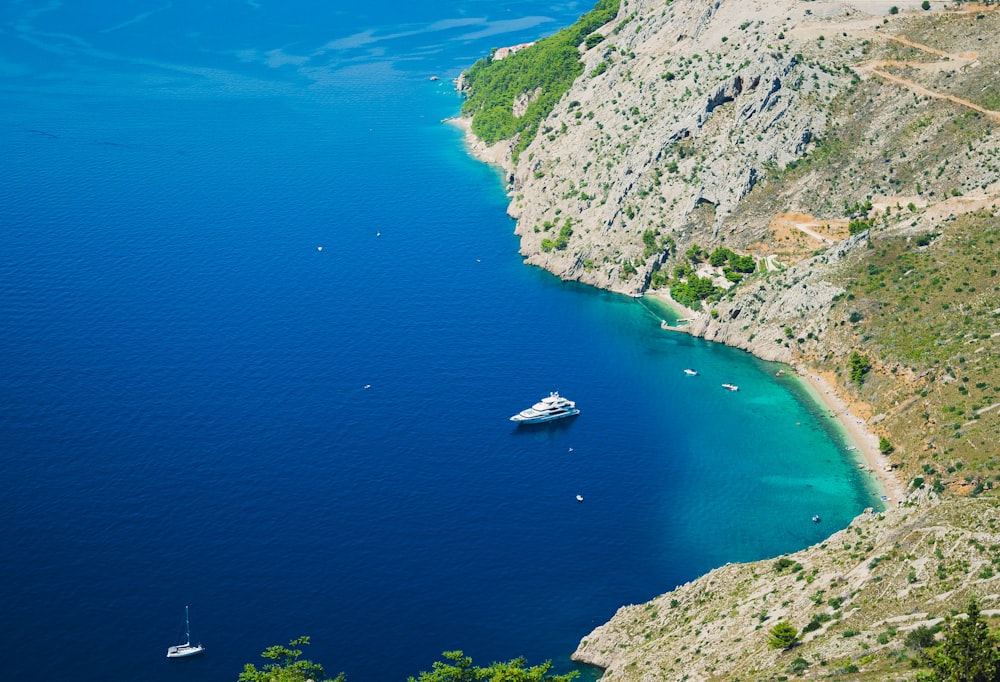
[0,2,880,680]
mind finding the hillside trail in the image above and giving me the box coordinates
[767,7,1000,247]
[792,5,1000,120]
[850,27,1000,216]
[852,23,1000,122]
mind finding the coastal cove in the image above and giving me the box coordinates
[0,1,891,681]
[451,106,900,510]
[647,294,906,506]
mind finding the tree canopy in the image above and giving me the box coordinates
[767,622,800,650]
[408,650,579,682]
[926,598,1000,682]
[238,636,345,682]
[848,350,872,384]
[460,0,620,160]
[238,644,577,682]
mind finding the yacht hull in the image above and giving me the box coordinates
[510,409,580,425]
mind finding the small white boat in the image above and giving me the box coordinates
[167,606,204,659]
[683,369,698,376]
[722,383,739,391]
[576,494,584,503]
[811,515,821,523]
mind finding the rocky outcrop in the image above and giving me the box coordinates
[572,493,1000,681]
[674,230,870,363]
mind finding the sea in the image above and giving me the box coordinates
[0,1,882,680]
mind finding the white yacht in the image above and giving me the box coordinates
[510,391,580,424]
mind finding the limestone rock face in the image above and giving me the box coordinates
[493,0,841,294]
[465,0,1000,368]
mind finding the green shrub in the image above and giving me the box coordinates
[803,619,822,633]
[849,351,872,384]
[788,657,809,674]
[905,626,936,650]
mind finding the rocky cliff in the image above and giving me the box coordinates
[467,0,999,345]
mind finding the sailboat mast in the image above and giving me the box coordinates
[185,605,191,641]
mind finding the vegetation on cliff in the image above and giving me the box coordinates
[239,636,344,682]
[824,210,1000,497]
[459,0,619,159]
[239,643,577,682]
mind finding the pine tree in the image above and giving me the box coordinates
[767,622,800,650]
[239,636,345,682]
[926,598,1000,682]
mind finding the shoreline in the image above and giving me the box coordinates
[646,288,906,507]
[447,115,909,510]
[794,369,907,506]
[443,115,511,169]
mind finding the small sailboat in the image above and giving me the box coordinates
[683,369,699,376]
[167,606,204,658]
[721,383,739,391]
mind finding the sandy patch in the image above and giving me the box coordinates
[750,212,851,264]
[794,369,908,506]
[923,194,1000,221]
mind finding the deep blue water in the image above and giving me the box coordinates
[0,2,881,680]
